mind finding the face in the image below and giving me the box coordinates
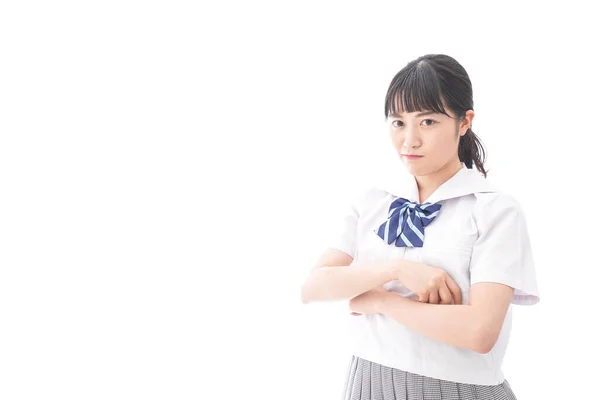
[387,106,473,177]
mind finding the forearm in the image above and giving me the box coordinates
[301,259,398,303]
[378,293,488,353]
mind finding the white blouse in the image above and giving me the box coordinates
[327,163,540,385]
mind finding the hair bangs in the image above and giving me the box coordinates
[385,62,450,119]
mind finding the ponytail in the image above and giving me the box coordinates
[458,128,488,178]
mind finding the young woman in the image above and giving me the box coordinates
[301,54,539,400]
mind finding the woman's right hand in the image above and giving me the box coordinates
[389,259,463,305]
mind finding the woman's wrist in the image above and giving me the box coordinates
[381,258,413,283]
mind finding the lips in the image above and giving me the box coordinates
[402,154,423,158]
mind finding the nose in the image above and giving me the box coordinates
[402,126,420,150]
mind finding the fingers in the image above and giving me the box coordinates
[415,272,462,305]
[428,290,440,304]
[415,274,461,305]
[445,276,463,305]
[438,285,453,305]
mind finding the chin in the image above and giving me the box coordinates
[403,163,429,176]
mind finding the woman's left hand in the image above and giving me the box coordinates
[349,286,389,316]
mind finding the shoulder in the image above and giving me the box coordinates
[349,185,389,213]
[473,190,523,213]
[471,191,528,231]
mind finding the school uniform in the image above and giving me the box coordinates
[327,163,540,400]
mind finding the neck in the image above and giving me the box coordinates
[415,159,463,203]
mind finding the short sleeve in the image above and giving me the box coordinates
[470,193,540,305]
[324,187,371,259]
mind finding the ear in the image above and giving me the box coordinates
[460,110,475,136]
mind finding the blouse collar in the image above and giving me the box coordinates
[378,162,496,204]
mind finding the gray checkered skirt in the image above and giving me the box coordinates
[343,356,517,400]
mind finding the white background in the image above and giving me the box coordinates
[1,1,598,399]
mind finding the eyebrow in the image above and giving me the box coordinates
[389,111,438,118]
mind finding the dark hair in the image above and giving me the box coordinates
[384,54,488,177]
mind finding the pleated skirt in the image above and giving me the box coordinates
[343,356,517,400]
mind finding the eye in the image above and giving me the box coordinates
[391,120,404,127]
[422,119,436,126]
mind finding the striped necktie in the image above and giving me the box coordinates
[374,197,442,247]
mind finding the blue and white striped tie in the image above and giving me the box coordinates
[374,197,442,247]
